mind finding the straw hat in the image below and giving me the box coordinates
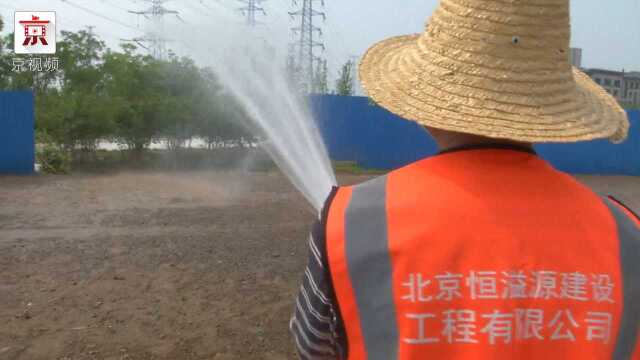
[359,0,630,143]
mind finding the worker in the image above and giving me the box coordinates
[289,0,640,359]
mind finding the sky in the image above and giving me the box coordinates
[1,0,638,81]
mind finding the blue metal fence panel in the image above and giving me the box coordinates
[312,95,640,175]
[0,91,35,174]
[536,110,640,175]
[312,95,437,169]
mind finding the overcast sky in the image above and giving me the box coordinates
[1,0,638,79]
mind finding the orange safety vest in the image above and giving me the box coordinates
[326,149,640,360]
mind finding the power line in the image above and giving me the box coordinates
[181,1,212,16]
[349,54,363,95]
[58,0,141,32]
[100,0,131,13]
[3,0,177,52]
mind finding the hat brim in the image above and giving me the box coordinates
[359,34,630,143]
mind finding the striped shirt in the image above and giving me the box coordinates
[290,188,346,359]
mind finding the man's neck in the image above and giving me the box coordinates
[426,127,534,153]
[438,140,534,153]
[437,142,537,156]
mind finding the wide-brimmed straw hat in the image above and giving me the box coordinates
[359,0,629,143]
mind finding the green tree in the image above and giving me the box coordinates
[187,65,253,150]
[0,25,257,162]
[102,45,163,152]
[335,60,354,96]
[0,17,9,90]
[196,90,253,150]
[285,52,305,94]
[38,29,115,151]
[194,67,226,149]
[157,54,203,150]
[312,59,329,94]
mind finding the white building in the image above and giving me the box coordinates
[624,72,640,107]
[569,48,583,68]
[585,69,625,100]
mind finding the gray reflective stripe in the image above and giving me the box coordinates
[605,199,640,360]
[344,176,399,360]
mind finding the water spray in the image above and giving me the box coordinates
[176,18,337,211]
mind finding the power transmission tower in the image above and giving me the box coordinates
[238,0,267,27]
[289,0,326,93]
[124,0,180,59]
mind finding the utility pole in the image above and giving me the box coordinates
[86,25,96,66]
[124,0,180,60]
[349,54,361,96]
[289,0,326,93]
[238,0,267,27]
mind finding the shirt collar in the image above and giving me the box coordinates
[437,143,537,156]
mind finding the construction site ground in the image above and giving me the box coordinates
[0,171,637,359]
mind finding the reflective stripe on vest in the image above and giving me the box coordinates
[338,183,640,359]
[604,199,640,360]
[344,175,398,360]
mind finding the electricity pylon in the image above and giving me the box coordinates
[289,0,326,93]
[125,0,180,59]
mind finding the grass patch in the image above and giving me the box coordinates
[69,148,276,173]
[333,161,387,175]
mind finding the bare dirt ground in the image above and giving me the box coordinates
[0,171,637,360]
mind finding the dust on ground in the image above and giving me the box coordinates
[0,171,637,360]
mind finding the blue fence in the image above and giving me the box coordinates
[312,95,640,175]
[0,91,637,176]
[0,91,34,174]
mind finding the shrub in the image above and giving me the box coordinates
[36,133,71,174]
